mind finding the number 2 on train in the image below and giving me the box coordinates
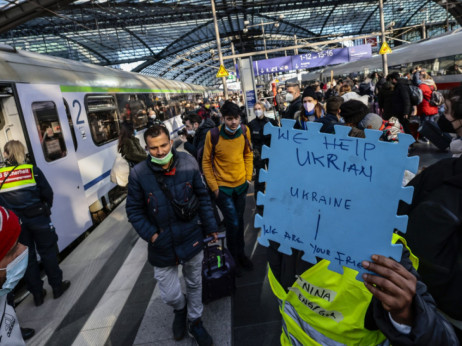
[73,100,84,124]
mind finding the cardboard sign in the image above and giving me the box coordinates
[254,120,418,281]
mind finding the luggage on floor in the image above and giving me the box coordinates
[419,121,452,150]
[202,234,235,304]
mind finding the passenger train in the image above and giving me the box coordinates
[0,46,214,251]
[302,29,462,90]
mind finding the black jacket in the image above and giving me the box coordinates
[392,78,412,118]
[314,113,340,134]
[248,116,278,156]
[193,118,216,155]
[400,156,462,321]
[126,150,217,267]
[282,96,302,120]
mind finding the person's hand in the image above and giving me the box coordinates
[362,255,416,326]
[208,232,218,243]
[150,233,159,243]
[214,189,219,198]
[403,114,409,119]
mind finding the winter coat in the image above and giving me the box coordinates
[248,116,278,155]
[314,113,340,134]
[282,96,302,119]
[193,118,216,155]
[417,81,439,116]
[126,150,217,267]
[0,164,53,217]
[378,82,395,120]
[119,136,147,164]
[392,78,412,118]
[400,156,462,321]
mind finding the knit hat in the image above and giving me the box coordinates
[302,87,317,100]
[340,100,369,125]
[359,113,383,130]
[0,207,21,261]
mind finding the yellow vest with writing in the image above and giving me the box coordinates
[0,164,36,193]
[268,234,419,346]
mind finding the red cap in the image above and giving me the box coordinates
[0,207,21,261]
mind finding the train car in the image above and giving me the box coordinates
[303,29,462,90]
[0,45,209,251]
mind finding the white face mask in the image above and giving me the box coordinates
[255,110,264,118]
[303,102,315,113]
[285,93,294,102]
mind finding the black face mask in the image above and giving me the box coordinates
[438,115,457,133]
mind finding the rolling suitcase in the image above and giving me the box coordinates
[419,121,452,150]
[202,233,235,304]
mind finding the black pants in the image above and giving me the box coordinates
[18,215,62,296]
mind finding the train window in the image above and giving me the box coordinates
[63,99,78,152]
[85,95,120,146]
[32,101,67,162]
[448,55,462,75]
[116,94,149,129]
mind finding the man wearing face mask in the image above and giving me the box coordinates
[282,82,302,120]
[202,101,254,276]
[0,207,28,345]
[248,102,278,204]
[197,99,212,121]
[183,113,216,160]
[126,125,218,346]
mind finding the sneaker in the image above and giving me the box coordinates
[172,305,187,340]
[33,289,46,307]
[53,280,71,299]
[188,319,213,346]
[238,256,254,271]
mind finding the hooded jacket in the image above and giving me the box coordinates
[392,78,413,117]
[126,149,217,267]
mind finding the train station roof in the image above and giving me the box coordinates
[0,0,461,86]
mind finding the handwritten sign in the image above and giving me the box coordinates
[255,120,419,281]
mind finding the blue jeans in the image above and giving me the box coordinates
[18,215,63,295]
[215,186,248,259]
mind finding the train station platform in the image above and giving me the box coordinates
[15,142,451,346]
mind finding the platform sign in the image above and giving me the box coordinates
[348,44,373,61]
[254,120,419,281]
[292,47,349,70]
[253,56,293,76]
[379,42,392,55]
[216,65,229,78]
[245,89,256,109]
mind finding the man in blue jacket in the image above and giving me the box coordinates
[126,124,217,346]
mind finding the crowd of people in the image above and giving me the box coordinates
[1,72,461,345]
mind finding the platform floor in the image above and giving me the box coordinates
[15,142,451,346]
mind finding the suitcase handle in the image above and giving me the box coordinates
[203,233,225,243]
[203,233,227,273]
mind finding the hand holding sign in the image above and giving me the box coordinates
[254,119,419,281]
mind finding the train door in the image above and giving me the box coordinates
[15,83,92,251]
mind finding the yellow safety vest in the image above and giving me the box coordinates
[0,164,36,193]
[268,234,419,346]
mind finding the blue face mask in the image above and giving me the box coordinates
[225,125,238,134]
[0,248,28,296]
